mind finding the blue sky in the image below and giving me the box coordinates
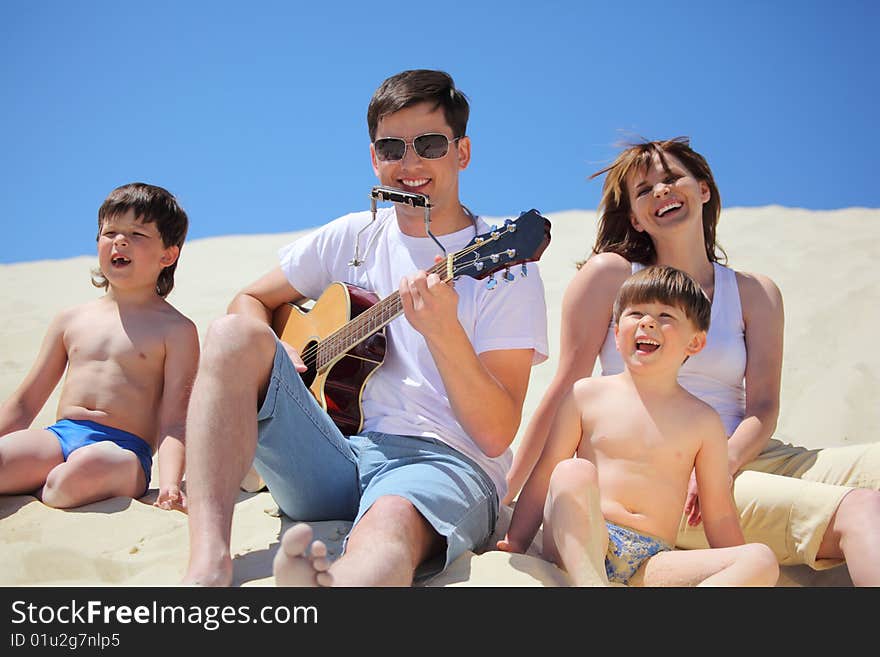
[2,0,877,264]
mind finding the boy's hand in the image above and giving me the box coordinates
[496,536,527,554]
[683,469,702,526]
[155,485,187,512]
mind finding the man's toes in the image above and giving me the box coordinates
[281,523,314,556]
[310,540,327,560]
[310,540,330,572]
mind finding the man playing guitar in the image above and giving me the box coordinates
[182,69,549,587]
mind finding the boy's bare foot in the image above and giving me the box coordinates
[240,466,266,493]
[273,523,332,587]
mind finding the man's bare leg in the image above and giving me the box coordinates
[182,315,277,586]
[542,458,610,587]
[273,495,443,587]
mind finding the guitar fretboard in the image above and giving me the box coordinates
[316,259,449,369]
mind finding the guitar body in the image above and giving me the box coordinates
[272,282,386,435]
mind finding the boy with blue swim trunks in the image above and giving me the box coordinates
[499,266,779,586]
[0,183,199,511]
[182,69,548,587]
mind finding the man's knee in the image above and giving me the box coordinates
[366,495,425,527]
[202,314,277,374]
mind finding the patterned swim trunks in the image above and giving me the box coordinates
[604,520,672,584]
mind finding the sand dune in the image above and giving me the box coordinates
[1,206,876,587]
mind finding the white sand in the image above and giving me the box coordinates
[1,206,877,587]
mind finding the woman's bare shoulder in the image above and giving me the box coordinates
[566,252,633,298]
[579,251,633,276]
[732,268,783,312]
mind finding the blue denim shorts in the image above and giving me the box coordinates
[252,340,499,579]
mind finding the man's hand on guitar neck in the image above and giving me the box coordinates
[399,256,460,343]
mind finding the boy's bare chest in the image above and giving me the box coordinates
[585,409,698,468]
[64,309,166,369]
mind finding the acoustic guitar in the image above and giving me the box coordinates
[271,209,552,434]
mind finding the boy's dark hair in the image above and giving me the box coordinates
[613,265,711,332]
[91,182,189,297]
[582,137,725,269]
[367,69,469,141]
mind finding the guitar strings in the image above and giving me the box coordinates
[299,244,485,368]
[298,240,515,369]
[296,231,516,370]
[298,259,448,370]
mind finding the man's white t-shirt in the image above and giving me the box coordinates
[278,206,549,498]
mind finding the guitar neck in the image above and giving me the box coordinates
[319,260,449,367]
[316,209,550,369]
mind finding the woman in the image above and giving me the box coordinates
[506,137,880,585]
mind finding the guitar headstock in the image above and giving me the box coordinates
[451,209,551,282]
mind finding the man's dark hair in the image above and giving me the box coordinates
[367,69,469,141]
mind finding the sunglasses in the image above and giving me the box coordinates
[373,133,462,162]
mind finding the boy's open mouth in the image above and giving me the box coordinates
[111,255,131,267]
[635,338,660,353]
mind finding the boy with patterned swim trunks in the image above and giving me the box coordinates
[499,265,779,586]
[0,183,199,511]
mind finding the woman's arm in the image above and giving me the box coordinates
[726,271,785,476]
[504,253,631,504]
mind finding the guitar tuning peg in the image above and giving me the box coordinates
[486,275,497,290]
[521,263,528,277]
[503,268,515,282]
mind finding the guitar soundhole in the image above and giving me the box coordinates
[299,340,318,387]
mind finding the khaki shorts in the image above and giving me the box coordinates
[676,439,880,569]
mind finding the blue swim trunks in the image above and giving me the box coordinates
[45,419,153,497]
[604,520,672,585]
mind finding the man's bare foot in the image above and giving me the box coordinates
[273,523,332,587]
[181,555,234,587]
